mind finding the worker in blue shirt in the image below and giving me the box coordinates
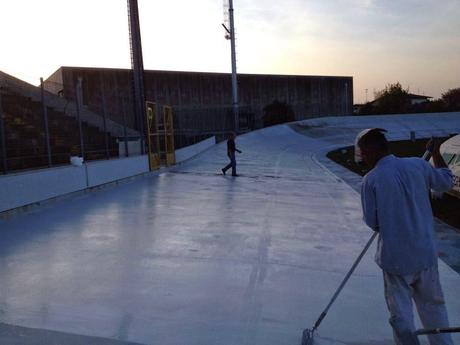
[358,129,454,345]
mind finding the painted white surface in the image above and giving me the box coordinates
[440,134,460,196]
[175,136,216,163]
[0,165,87,212]
[0,116,458,344]
[0,136,217,212]
[86,155,149,187]
[299,112,460,141]
[0,156,150,213]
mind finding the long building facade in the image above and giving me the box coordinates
[45,67,353,135]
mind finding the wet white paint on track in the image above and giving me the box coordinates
[0,114,459,345]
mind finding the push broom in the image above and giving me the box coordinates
[301,231,377,345]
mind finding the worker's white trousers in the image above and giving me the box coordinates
[383,263,453,345]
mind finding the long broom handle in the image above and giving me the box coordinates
[312,231,378,331]
[415,327,460,335]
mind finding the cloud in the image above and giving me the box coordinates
[352,0,374,8]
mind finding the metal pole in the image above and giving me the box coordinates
[0,91,7,173]
[75,77,85,159]
[40,78,52,167]
[127,0,146,154]
[228,0,239,132]
[307,232,378,334]
[344,82,348,115]
[100,74,110,159]
[121,96,129,157]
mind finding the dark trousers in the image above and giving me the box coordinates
[223,153,236,175]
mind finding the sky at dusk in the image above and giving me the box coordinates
[0,0,459,103]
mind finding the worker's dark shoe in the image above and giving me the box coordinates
[221,168,226,175]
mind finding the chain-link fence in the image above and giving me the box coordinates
[0,71,256,175]
[172,105,255,148]
[0,73,141,174]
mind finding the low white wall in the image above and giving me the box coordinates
[0,165,87,212]
[0,155,150,213]
[86,155,149,187]
[175,136,216,163]
[0,136,215,214]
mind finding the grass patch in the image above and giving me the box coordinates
[326,137,460,231]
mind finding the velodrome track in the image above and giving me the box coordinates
[0,113,459,344]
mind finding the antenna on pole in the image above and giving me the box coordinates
[222,0,231,40]
[222,0,239,132]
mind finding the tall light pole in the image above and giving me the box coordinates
[222,0,239,132]
[127,0,146,154]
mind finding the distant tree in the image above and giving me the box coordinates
[372,82,411,114]
[262,100,295,127]
[441,88,460,111]
[356,84,460,116]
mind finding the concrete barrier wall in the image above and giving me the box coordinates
[0,156,150,214]
[175,136,216,163]
[0,136,216,213]
[0,165,88,212]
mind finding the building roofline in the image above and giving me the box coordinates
[408,93,432,99]
[52,66,353,80]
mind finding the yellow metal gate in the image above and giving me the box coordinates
[145,101,160,170]
[163,106,176,166]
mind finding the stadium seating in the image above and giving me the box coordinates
[0,90,119,172]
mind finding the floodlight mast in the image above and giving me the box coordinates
[223,0,239,132]
[127,0,146,154]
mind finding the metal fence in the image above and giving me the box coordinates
[0,72,256,175]
[0,76,139,174]
[173,105,255,147]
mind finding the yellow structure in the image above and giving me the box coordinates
[163,106,176,166]
[145,102,161,170]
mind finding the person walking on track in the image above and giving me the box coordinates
[222,132,242,177]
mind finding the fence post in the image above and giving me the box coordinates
[99,74,110,159]
[0,90,7,173]
[121,96,129,157]
[75,77,85,159]
[40,78,52,167]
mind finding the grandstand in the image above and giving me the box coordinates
[0,71,139,173]
[0,90,119,171]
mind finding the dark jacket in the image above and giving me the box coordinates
[227,139,236,155]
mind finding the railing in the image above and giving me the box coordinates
[0,83,123,174]
[0,71,257,175]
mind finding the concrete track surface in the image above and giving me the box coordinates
[0,114,459,344]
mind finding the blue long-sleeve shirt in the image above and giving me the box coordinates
[361,155,453,275]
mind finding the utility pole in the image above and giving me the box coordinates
[127,0,146,154]
[222,0,239,132]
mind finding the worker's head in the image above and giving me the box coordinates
[356,128,389,168]
[229,132,236,139]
